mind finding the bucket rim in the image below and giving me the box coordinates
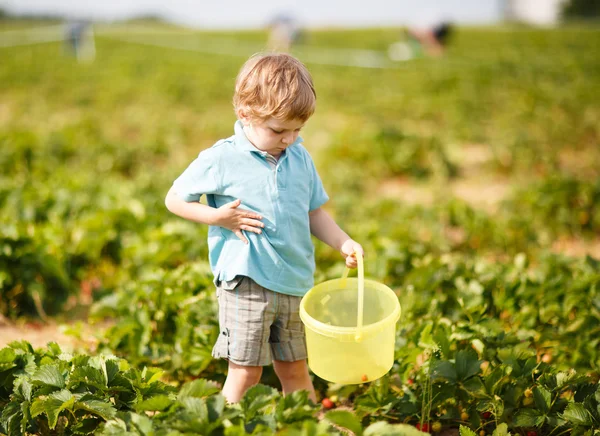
[299,277,401,339]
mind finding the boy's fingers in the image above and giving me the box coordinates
[241,225,262,234]
[234,230,248,244]
[225,199,242,209]
[243,218,265,228]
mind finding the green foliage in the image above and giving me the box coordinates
[562,0,600,19]
[0,341,175,435]
[1,23,600,435]
[90,261,219,380]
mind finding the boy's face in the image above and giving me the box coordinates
[242,117,305,158]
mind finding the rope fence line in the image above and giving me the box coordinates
[100,33,398,69]
[0,24,594,70]
[90,32,594,72]
[0,24,65,47]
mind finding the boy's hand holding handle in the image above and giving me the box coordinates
[340,239,364,269]
[214,199,264,244]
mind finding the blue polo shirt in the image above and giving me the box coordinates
[172,121,329,296]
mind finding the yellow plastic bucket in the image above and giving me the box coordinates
[299,253,401,384]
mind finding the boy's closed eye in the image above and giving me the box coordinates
[271,128,302,134]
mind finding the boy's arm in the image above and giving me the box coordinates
[165,187,220,225]
[165,187,264,244]
[309,207,363,268]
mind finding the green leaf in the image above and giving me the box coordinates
[135,394,173,412]
[87,356,114,387]
[0,348,17,372]
[492,423,510,436]
[418,323,438,350]
[30,389,75,429]
[71,417,104,435]
[513,409,544,427]
[75,398,117,420]
[69,365,108,390]
[14,376,33,402]
[47,342,62,356]
[431,360,456,383]
[206,394,226,422]
[239,384,278,420]
[146,368,164,384]
[8,341,34,354]
[105,359,120,385]
[98,412,153,435]
[556,370,578,388]
[433,325,451,358]
[126,412,154,435]
[484,365,510,395]
[31,364,65,388]
[561,403,593,426]
[324,410,363,436]
[459,426,478,436]
[462,377,486,397]
[177,378,221,400]
[181,397,208,418]
[533,386,551,414]
[274,390,317,424]
[364,421,429,435]
[1,401,23,436]
[455,350,481,381]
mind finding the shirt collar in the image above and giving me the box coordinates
[234,120,303,156]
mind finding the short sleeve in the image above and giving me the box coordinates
[172,149,221,202]
[307,154,329,211]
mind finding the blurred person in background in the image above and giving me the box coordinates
[406,21,453,57]
[267,13,303,52]
[64,20,95,63]
[389,18,454,61]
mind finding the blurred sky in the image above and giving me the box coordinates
[2,0,504,28]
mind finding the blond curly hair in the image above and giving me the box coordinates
[233,53,316,122]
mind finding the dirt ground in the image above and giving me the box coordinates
[0,318,101,351]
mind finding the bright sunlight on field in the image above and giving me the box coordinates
[1,21,599,435]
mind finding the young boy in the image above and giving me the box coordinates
[165,53,363,404]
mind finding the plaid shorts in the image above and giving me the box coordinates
[212,275,307,367]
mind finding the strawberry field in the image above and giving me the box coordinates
[1,21,599,435]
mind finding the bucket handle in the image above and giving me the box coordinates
[341,250,365,341]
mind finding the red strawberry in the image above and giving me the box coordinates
[416,422,430,432]
[321,398,334,409]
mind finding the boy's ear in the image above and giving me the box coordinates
[238,109,251,126]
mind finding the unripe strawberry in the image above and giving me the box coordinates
[523,397,534,406]
[361,374,368,382]
[432,421,442,432]
[460,411,470,421]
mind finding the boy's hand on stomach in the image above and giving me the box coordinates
[215,199,264,244]
[340,239,364,268]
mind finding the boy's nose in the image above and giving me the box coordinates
[282,132,296,144]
